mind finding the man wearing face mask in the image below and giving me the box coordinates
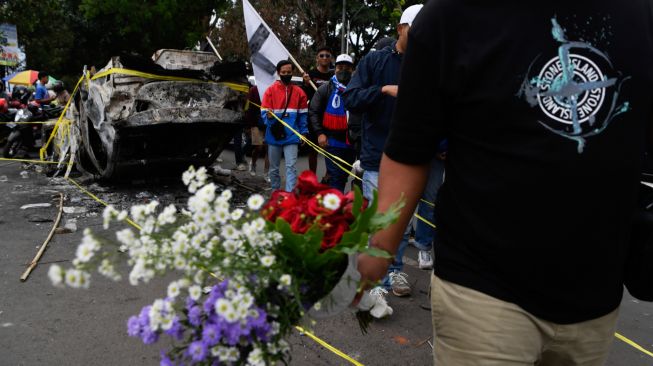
[261,60,309,192]
[308,54,360,192]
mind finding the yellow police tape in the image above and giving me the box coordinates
[0,157,646,363]
[615,332,653,358]
[38,68,250,161]
[61,176,364,366]
[295,325,365,366]
[255,101,437,229]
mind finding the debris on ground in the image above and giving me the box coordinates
[20,203,52,210]
[62,206,87,214]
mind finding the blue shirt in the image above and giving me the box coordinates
[34,84,48,101]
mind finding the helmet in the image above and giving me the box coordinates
[52,81,65,93]
[12,86,32,105]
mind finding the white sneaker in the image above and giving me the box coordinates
[389,272,411,297]
[363,287,393,318]
[418,250,433,270]
[249,166,256,176]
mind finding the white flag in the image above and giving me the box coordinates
[243,0,293,100]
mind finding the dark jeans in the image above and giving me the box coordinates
[233,127,250,165]
[324,145,356,192]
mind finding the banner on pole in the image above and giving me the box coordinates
[242,0,292,100]
[0,24,20,67]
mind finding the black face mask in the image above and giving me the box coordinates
[336,70,352,85]
[280,75,293,84]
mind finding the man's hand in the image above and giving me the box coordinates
[302,72,311,85]
[301,134,309,146]
[381,85,399,97]
[351,252,392,306]
[318,134,328,148]
[266,110,275,119]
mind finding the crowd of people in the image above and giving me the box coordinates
[232,5,436,318]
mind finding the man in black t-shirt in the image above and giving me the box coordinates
[357,1,653,365]
[303,46,334,174]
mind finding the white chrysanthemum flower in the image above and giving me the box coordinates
[173,257,187,270]
[247,194,265,211]
[116,210,128,221]
[167,281,181,298]
[260,254,275,267]
[226,347,239,362]
[215,298,234,316]
[48,265,64,287]
[157,204,177,226]
[279,274,292,287]
[75,242,95,263]
[247,308,259,319]
[220,189,233,201]
[98,259,121,281]
[145,201,159,215]
[182,166,195,186]
[322,193,341,210]
[102,206,118,229]
[130,205,148,223]
[214,208,229,224]
[252,218,266,232]
[189,285,202,301]
[220,225,240,240]
[247,347,265,366]
[116,228,136,246]
[65,269,89,289]
[224,310,238,323]
[230,209,244,221]
[313,302,322,311]
[195,166,208,185]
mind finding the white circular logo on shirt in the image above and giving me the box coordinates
[535,54,607,125]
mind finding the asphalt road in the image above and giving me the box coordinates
[0,152,651,366]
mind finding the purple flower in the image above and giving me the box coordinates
[160,353,175,366]
[139,306,151,326]
[188,305,202,327]
[164,316,184,341]
[185,297,196,310]
[201,323,221,347]
[141,326,159,345]
[127,315,141,337]
[188,340,208,362]
[223,322,243,346]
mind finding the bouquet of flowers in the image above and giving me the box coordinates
[48,167,400,365]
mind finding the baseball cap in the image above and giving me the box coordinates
[335,54,354,65]
[399,4,423,26]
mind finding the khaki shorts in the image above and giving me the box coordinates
[251,126,265,146]
[430,274,619,366]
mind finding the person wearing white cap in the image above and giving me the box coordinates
[308,54,361,192]
[342,3,423,312]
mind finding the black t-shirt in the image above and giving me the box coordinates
[304,69,333,101]
[386,0,653,324]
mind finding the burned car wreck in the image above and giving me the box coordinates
[66,50,248,180]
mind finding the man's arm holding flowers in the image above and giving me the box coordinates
[357,154,430,290]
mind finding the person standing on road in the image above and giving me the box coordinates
[309,54,360,192]
[303,46,335,176]
[343,4,423,302]
[358,1,653,365]
[246,84,269,180]
[261,60,309,192]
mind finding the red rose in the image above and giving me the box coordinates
[295,171,329,196]
[307,188,347,218]
[262,191,298,221]
[321,218,350,250]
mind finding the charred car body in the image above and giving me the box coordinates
[69,50,248,180]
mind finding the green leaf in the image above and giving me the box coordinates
[360,246,393,259]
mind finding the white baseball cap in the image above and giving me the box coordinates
[335,54,354,65]
[399,4,423,26]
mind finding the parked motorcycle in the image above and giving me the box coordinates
[2,102,63,158]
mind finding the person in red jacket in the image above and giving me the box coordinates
[261,60,309,191]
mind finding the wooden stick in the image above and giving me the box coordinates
[20,193,64,282]
[287,53,318,91]
[205,36,223,61]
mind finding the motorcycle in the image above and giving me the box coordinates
[2,102,63,158]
